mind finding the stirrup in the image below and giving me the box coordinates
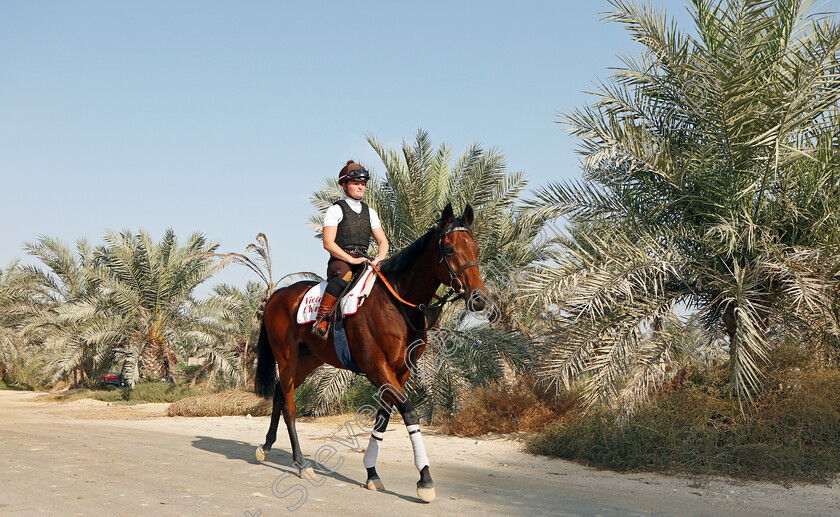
[312,317,329,340]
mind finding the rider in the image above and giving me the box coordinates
[313,160,389,338]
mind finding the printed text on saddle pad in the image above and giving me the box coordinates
[297,264,377,324]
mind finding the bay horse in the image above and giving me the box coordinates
[254,203,488,503]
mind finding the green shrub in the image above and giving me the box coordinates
[123,381,205,403]
[0,351,50,391]
[337,377,378,414]
[0,379,34,391]
[179,364,203,380]
[48,382,207,404]
[88,390,126,402]
[292,380,317,416]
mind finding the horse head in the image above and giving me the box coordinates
[436,203,490,313]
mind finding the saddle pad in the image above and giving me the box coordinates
[332,322,362,373]
[296,263,377,324]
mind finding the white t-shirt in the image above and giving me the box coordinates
[323,197,382,229]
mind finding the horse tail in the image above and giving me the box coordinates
[254,316,277,398]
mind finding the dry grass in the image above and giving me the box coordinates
[439,378,580,436]
[527,357,840,484]
[167,390,271,417]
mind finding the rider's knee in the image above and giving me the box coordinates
[325,276,349,297]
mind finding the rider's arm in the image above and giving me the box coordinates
[369,207,389,263]
[372,227,389,262]
[323,226,366,264]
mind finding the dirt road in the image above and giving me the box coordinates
[1,390,838,516]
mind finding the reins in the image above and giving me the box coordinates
[368,260,456,334]
[366,225,477,334]
[368,260,420,308]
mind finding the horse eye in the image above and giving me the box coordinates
[444,246,455,255]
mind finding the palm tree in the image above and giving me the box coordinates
[92,229,219,384]
[524,0,840,408]
[13,238,113,387]
[0,260,37,331]
[0,261,47,386]
[309,129,546,418]
[203,233,277,294]
[189,281,267,387]
[193,233,324,385]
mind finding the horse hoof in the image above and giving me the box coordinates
[255,445,266,462]
[416,486,436,502]
[365,477,385,491]
[299,466,317,481]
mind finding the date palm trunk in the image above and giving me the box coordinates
[140,323,175,380]
[140,341,168,380]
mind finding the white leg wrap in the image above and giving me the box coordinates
[363,431,384,469]
[406,424,429,471]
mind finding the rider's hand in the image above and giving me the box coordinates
[350,256,368,265]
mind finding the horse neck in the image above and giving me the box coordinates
[390,232,442,306]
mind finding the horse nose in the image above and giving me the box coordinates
[468,291,486,312]
[486,303,499,323]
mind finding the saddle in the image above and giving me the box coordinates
[296,263,377,324]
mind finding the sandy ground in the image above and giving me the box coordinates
[1,390,839,516]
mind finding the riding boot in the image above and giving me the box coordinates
[313,292,339,339]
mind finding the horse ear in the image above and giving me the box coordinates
[463,204,474,226]
[440,203,454,228]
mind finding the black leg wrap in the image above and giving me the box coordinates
[374,407,391,434]
[366,466,379,479]
[401,406,420,427]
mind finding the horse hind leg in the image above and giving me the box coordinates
[257,345,322,482]
[255,373,316,483]
[256,381,285,462]
[255,348,300,463]
[286,350,322,480]
[254,305,284,463]
[279,376,319,481]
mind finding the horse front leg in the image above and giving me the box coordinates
[363,404,392,490]
[370,377,435,502]
[398,397,434,502]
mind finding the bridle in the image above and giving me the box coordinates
[438,225,479,295]
[367,223,481,333]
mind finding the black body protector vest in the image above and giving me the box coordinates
[334,200,372,256]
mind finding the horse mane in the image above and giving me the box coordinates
[378,226,437,275]
[378,215,470,275]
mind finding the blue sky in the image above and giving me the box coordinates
[1,0,710,291]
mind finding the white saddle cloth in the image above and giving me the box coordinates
[296,264,378,324]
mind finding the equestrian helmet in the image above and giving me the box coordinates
[338,160,370,184]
